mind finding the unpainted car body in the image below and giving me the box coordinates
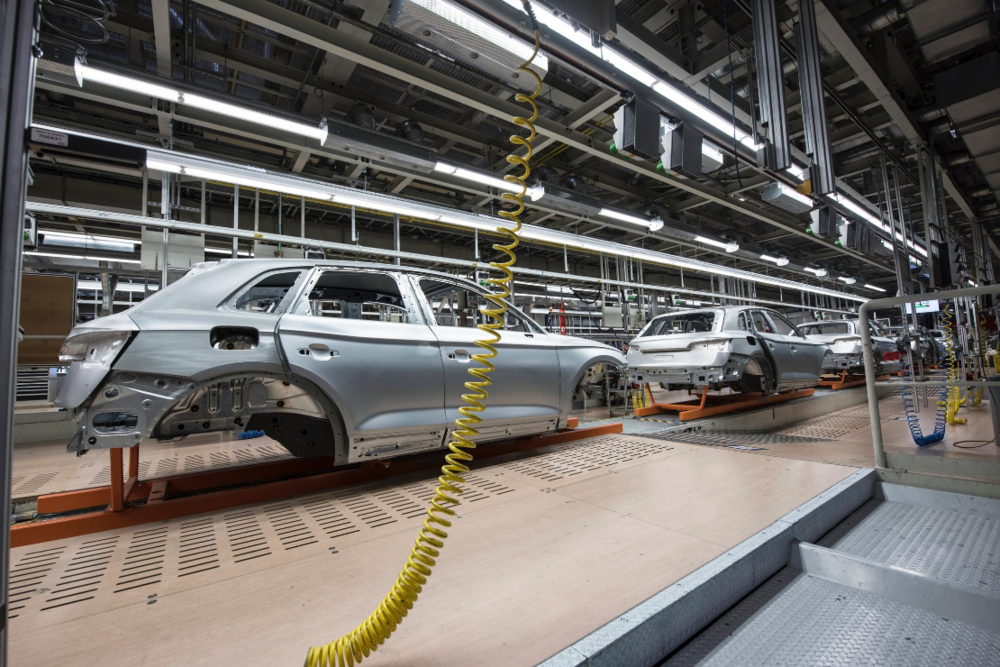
[626,306,827,394]
[54,260,625,465]
[798,320,902,375]
[886,324,940,364]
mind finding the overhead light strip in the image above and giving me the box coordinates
[141,150,866,302]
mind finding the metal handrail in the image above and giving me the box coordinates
[859,284,1000,468]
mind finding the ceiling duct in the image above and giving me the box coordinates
[388,0,548,93]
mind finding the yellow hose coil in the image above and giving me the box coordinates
[941,308,966,425]
[304,18,543,667]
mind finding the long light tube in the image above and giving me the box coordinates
[78,65,327,142]
[25,250,141,264]
[40,230,137,251]
[838,276,857,285]
[433,161,520,193]
[694,235,739,252]
[760,254,790,266]
[598,207,655,229]
[864,284,887,293]
[803,266,828,277]
[147,157,334,201]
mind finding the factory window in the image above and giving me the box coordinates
[231,270,305,314]
[300,270,410,323]
[416,278,534,332]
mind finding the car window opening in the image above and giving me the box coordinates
[641,311,717,337]
[308,271,409,323]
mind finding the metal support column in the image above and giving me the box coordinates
[0,2,38,661]
[160,174,171,288]
[751,0,791,170]
[795,0,834,194]
[393,214,400,265]
[232,184,239,258]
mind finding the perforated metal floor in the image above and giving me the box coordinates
[663,490,1000,667]
[666,569,1000,667]
[640,431,833,451]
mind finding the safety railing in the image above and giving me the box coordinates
[860,284,1000,498]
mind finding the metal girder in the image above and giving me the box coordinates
[150,0,172,78]
[751,0,791,170]
[796,0,835,195]
[196,0,890,273]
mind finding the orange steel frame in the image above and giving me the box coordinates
[14,418,618,548]
[634,385,814,421]
[818,370,890,390]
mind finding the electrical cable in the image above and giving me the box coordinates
[898,313,948,446]
[38,0,112,57]
[303,6,542,665]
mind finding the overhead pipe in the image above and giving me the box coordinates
[850,1,907,38]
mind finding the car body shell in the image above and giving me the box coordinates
[798,320,902,375]
[887,324,940,364]
[626,306,828,393]
[54,260,625,465]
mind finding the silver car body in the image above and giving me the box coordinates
[887,324,936,363]
[799,320,902,375]
[626,306,827,393]
[54,260,625,465]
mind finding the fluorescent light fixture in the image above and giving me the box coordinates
[413,0,548,71]
[837,276,857,285]
[40,230,137,252]
[146,158,183,174]
[804,267,828,277]
[598,207,655,229]
[335,193,442,221]
[864,284,887,293]
[205,247,253,257]
[695,235,739,253]
[147,156,334,201]
[181,94,328,142]
[434,161,520,193]
[78,65,327,142]
[25,250,141,264]
[78,64,180,101]
[77,280,159,292]
[779,184,813,208]
[760,254,790,266]
[500,0,759,152]
[784,163,808,182]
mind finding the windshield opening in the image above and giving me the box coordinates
[641,311,717,336]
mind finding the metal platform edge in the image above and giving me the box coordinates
[537,468,877,667]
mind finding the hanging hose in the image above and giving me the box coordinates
[942,308,966,425]
[304,8,542,666]
[898,316,948,446]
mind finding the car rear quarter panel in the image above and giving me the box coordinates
[554,338,625,414]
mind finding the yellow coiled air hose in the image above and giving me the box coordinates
[304,10,543,667]
[941,308,966,425]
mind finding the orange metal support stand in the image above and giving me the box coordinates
[818,370,891,390]
[634,385,815,421]
[15,421,622,548]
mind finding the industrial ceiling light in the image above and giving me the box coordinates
[803,266,828,277]
[78,64,328,142]
[694,235,739,252]
[648,217,665,232]
[40,230,137,252]
[864,284,887,292]
[146,156,335,201]
[25,250,141,264]
[598,207,658,229]
[761,183,814,214]
[760,254,790,266]
[433,161,521,193]
[837,275,857,285]
[335,193,443,221]
[409,0,548,71]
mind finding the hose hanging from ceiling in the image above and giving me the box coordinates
[303,4,542,665]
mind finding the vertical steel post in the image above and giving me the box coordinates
[200,179,206,225]
[160,174,170,288]
[393,214,400,265]
[300,195,305,239]
[232,184,239,259]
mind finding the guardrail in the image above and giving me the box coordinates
[859,284,1000,498]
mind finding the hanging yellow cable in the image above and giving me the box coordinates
[942,308,966,425]
[303,9,543,667]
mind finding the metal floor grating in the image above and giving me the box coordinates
[7,471,516,627]
[665,568,1000,667]
[778,396,905,439]
[818,499,1000,594]
[497,435,674,482]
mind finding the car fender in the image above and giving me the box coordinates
[555,342,625,414]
